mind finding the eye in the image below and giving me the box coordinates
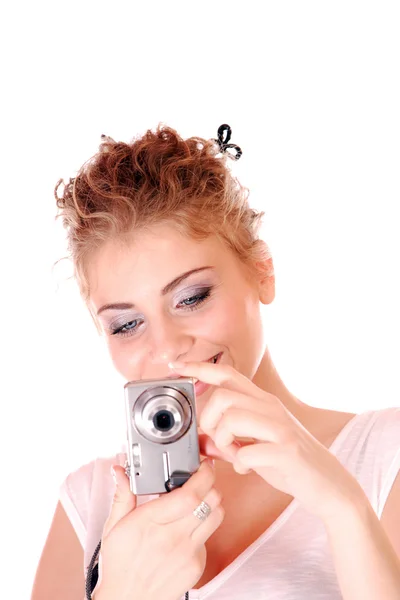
[178,289,211,310]
[110,288,213,339]
[111,319,139,337]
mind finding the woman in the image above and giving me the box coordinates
[31,124,400,600]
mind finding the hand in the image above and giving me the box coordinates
[169,361,367,524]
[95,459,224,600]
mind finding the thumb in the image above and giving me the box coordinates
[103,464,137,538]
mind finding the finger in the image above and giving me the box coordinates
[213,408,282,450]
[236,441,282,468]
[200,388,273,437]
[149,459,215,524]
[103,465,137,538]
[191,504,225,546]
[198,432,255,467]
[232,458,252,475]
[168,361,267,400]
[179,486,222,535]
[198,433,241,461]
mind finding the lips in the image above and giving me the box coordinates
[209,352,221,364]
[192,352,222,383]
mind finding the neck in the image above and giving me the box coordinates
[252,347,315,427]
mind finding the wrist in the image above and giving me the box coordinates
[322,489,372,532]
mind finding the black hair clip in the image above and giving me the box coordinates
[212,124,242,160]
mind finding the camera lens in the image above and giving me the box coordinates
[133,386,193,444]
[153,409,175,432]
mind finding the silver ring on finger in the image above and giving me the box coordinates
[193,501,212,522]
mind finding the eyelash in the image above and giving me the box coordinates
[110,288,212,338]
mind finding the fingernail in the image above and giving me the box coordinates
[206,458,215,468]
[168,361,186,370]
[234,461,251,475]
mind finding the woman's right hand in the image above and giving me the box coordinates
[93,459,224,600]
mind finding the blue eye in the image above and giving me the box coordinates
[111,319,139,337]
[110,288,212,339]
[179,290,211,308]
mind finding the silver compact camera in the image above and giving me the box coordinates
[124,377,200,495]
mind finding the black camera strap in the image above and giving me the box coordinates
[85,540,101,599]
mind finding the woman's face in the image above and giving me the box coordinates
[87,224,271,414]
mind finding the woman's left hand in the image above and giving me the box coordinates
[169,361,368,524]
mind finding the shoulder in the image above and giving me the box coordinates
[62,451,125,485]
[363,405,400,470]
[352,405,400,450]
[331,405,400,462]
[374,406,400,533]
[60,452,124,502]
[369,406,400,460]
[371,405,400,428]
[59,451,127,545]
[348,406,400,558]
[380,451,400,559]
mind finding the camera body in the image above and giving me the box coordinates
[124,377,200,495]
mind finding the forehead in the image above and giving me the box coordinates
[87,225,234,303]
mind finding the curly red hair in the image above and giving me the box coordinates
[54,123,272,303]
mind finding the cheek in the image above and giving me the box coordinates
[209,294,260,340]
[107,339,143,380]
[212,295,265,375]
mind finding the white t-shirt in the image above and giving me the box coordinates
[59,406,400,599]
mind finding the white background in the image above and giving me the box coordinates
[1,1,399,598]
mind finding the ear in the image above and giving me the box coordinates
[254,245,275,305]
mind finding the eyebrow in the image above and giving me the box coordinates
[96,266,215,316]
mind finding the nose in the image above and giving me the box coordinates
[148,316,193,366]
